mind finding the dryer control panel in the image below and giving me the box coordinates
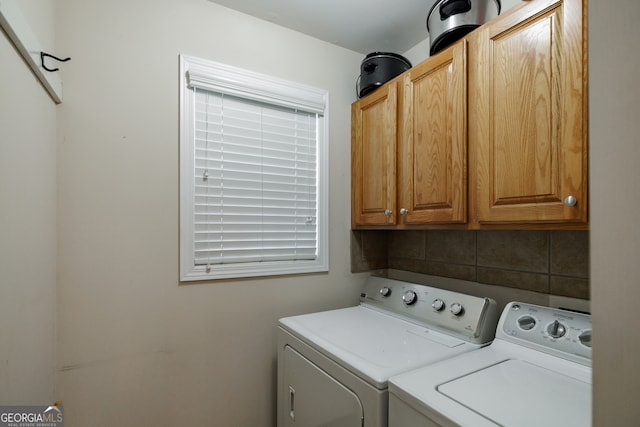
[497,302,592,366]
[359,276,498,345]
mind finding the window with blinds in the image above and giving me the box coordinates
[179,55,328,281]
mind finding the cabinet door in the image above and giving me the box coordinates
[398,40,467,224]
[280,346,363,427]
[351,82,398,226]
[470,0,587,224]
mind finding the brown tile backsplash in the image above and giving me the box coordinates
[388,230,426,259]
[550,276,590,299]
[477,230,549,273]
[477,267,550,294]
[550,231,589,278]
[351,230,388,272]
[360,230,388,259]
[424,261,477,282]
[426,230,476,265]
[388,257,429,275]
[352,230,590,300]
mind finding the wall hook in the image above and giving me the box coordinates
[40,52,71,72]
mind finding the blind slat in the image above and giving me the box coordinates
[192,87,319,266]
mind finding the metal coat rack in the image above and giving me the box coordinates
[40,52,71,72]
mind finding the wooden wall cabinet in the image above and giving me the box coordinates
[469,0,587,225]
[351,81,398,226]
[352,41,467,228]
[351,0,587,229]
[399,40,467,225]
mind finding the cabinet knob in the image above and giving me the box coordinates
[563,195,577,207]
[400,208,408,215]
[384,209,393,216]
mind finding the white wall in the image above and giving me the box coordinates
[55,0,364,425]
[0,2,57,404]
[590,0,640,424]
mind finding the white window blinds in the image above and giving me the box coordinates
[193,89,318,266]
[179,54,328,281]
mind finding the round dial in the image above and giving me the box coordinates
[547,320,567,338]
[450,302,464,316]
[517,315,537,331]
[432,299,445,311]
[578,330,592,348]
[402,290,417,305]
[379,286,391,297]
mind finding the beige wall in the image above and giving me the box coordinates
[0,3,57,404]
[54,0,364,425]
[590,0,640,424]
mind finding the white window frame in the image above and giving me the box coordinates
[179,54,329,281]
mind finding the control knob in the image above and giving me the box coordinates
[432,299,445,311]
[379,286,391,297]
[402,290,418,306]
[517,315,537,331]
[578,330,592,348]
[450,303,464,316]
[547,320,567,339]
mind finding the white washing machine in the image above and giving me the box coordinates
[388,301,592,427]
[276,276,498,427]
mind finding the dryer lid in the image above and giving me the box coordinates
[279,306,477,389]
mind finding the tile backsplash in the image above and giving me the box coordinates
[351,230,589,300]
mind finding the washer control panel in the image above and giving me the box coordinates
[359,276,498,345]
[498,302,592,365]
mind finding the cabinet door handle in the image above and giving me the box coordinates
[563,195,577,207]
[384,209,393,216]
[289,386,295,420]
[400,208,408,215]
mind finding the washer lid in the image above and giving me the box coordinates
[388,339,592,427]
[437,359,591,427]
[279,306,478,389]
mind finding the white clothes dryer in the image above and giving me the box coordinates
[277,276,498,427]
[389,301,592,427]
